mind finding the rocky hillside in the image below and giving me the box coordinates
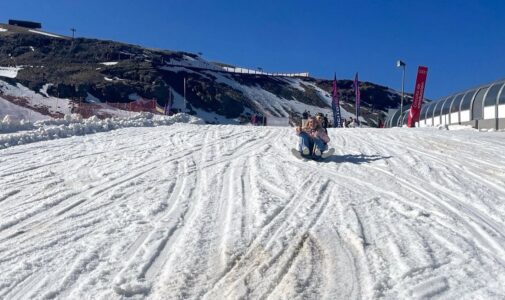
[0,23,410,126]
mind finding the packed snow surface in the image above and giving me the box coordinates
[1,126,505,299]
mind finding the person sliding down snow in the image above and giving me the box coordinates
[295,116,330,158]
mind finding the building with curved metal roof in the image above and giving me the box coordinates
[386,78,505,129]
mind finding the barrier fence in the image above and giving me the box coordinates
[73,99,161,118]
[164,59,309,78]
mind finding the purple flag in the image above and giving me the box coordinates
[165,88,172,115]
[331,73,342,127]
[165,103,170,115]
[354,72,360,125]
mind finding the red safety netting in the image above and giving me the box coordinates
[73,98,160,118]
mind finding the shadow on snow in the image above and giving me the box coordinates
[321,154,392,164]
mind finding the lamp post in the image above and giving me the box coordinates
[396,60,406,116]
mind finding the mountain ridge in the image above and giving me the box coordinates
[0,23,411,125]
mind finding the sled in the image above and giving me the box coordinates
[291,148,335,161]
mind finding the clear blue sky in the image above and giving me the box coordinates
[2,0,504,99]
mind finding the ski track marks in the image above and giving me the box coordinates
[0,125,505,299]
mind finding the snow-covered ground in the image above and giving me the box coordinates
[1,125,505,299]
[0,113,203,147]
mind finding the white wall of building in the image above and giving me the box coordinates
[483,106,496,119]
[499,105,505,118]
[450,112,459,124]
[460,110,471,122]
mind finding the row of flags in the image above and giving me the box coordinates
[153,70,427,128]
[331,72,360,128]
[332,67,428,128]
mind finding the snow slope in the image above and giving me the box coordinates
[205,70,352,119]
[1,125,505,299]
[0,80,72,116]
[0,80,147,121]
[0,96,50,122]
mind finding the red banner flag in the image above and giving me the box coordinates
[408,66,428,127]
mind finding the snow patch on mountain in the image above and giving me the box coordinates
[39,83,53,97]
[0,97,50,125]
[86,93,102,103]
[28,29,64,39]
[0,79,72,115]
[0,67,22,78]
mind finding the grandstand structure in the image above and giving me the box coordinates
[386,78,505,130]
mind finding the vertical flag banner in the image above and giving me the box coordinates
[354,72,360,125]
[155,102,165,114]
[183,78,187,112]
[332,73,342,127]
[166,88,172,115]
[408,66,428,127]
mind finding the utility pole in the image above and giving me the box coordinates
[70,28,76,39]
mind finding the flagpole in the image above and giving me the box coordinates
[183,78,186,113]
[397,60,406,117]
[354,72,360,126]
[167,87,171,115]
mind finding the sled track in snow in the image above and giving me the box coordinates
[1,125,505,299]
